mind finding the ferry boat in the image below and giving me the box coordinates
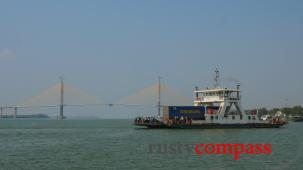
[134,69,287,129]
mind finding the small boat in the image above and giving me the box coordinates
[289,115,303,122]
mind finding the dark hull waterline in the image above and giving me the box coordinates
[135,123,286,129]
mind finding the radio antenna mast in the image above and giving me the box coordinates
[214,68,220,88]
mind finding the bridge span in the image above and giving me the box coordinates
[0,78,192,119]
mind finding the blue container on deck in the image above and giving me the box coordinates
[167,106,205,120]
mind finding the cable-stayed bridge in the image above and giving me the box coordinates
[0,79,192,119]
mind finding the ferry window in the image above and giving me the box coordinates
[232,116,235,120]
[252,116,256,120]
[248,116,251,120]
[240,115,243,120]
[211,116,214,120]
[215,116,218,120]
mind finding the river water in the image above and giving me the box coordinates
[0,119,302,170]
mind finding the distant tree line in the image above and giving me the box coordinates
[256,105,303,116]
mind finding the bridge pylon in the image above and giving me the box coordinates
[58,77,65,120]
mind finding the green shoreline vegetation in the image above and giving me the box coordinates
[251,105,303,116]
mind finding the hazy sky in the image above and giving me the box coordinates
[0,0,302,118]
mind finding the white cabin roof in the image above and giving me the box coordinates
[194,88,240,93]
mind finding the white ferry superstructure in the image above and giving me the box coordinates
[134,69,286,129]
